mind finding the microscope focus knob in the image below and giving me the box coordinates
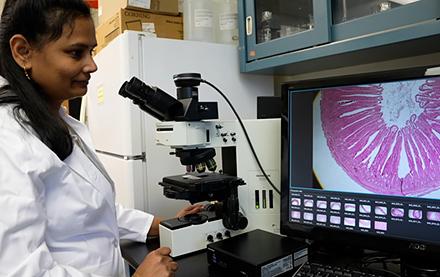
[238,216,248,230]
[207,235,214,242]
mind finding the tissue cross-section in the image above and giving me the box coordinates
[320,78,440,196]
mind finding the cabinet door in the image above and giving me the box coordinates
[243,0,331,62]
[332,0,440,41]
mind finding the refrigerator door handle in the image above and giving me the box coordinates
[96,149,146,161]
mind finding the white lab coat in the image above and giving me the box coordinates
[0,104,154,276]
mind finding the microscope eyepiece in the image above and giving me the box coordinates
[119,77,183,121]
[120,73,217,121]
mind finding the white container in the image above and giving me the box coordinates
[183,0,215,42]
[178,0,184,13]
[214,0,238,44]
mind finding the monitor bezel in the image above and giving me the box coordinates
[280,68,440,258]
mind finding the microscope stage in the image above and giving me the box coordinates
[162,172,240,190]
[160,172,245,203]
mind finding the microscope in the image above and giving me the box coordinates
[119,74,280,257]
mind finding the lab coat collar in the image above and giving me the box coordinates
[60,108,116,212]
[63,145,116,212]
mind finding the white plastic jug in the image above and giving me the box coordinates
[214,0,238,44]
[183,0,215,42]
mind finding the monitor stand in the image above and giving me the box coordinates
[401,256,439,277]
[309,242,440,277]
[308,242,401,275]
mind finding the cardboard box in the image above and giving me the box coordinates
[150,0,179,14]
[98,0,179,24]
[96,8,183,53]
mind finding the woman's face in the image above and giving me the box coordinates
[29,16,97,108]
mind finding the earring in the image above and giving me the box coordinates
[23,66,31,80]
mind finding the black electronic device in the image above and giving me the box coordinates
[257,96,281,119]
[280,68,440,275]
[207,229,308,277]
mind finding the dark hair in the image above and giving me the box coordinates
[0,0,92,160]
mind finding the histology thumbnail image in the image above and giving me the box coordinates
[313,78,440,197]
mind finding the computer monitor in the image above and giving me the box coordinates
[280,69,440,262]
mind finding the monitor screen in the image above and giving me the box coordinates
[280,71,440,258]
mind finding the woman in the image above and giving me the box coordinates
[0,0,201,276]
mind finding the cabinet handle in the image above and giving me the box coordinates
[246,16,253,36]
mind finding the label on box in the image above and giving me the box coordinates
[142,23,157,37]
[194,9,213,28]
[261,254,293,277]
[128,0,151,9]
[95,8,182,54]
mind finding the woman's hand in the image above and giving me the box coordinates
[176,203,205,218]
[134,247,178,277]
[147,204,205,238]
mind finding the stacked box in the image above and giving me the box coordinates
[95,8,183,53]
[98,0,179,24]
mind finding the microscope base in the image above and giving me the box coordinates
[159,218,240,257]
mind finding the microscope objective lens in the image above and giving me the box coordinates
[196,163,206,173]
[206,159,217,172]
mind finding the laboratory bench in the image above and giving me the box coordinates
[121,239,218,277]
[121,238,298,277]
[120,239,407,277]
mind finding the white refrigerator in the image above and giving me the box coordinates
[86,31,274,218]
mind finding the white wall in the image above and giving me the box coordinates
[0,0,4,13]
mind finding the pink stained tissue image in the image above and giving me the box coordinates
[427,211,440,222]
[319,78,440,196]
[391,207,404,218]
